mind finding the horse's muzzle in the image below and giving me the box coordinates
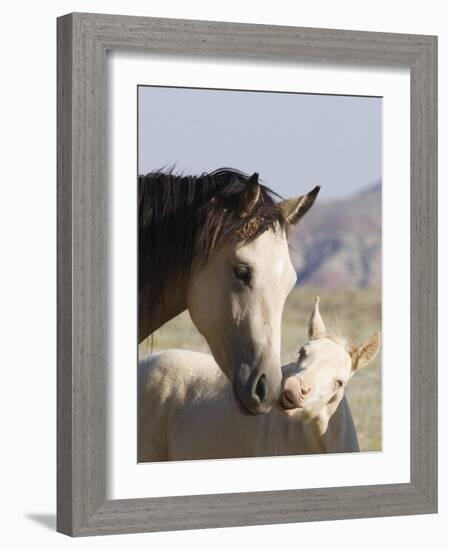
[232,366,281,415]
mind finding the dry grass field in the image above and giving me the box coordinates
[139,286,382,452]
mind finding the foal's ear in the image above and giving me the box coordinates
[238,172,261,218]
[308,296,326,340]
[351,331,381,372]
[279,185,320,225]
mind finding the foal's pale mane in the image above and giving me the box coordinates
[325,328,352,353]
[300,328,352,355]
[138,168,287,313]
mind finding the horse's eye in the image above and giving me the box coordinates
[335,379,343,390]
[233,264,251,285]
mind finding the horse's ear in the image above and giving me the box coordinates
[308,296,326,340]
[351,331,381,372]
[280,185,320,225]
[238,172,261,218]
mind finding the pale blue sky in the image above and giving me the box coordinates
[138,86,381,200]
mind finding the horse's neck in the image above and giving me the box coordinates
[139,282,187,342]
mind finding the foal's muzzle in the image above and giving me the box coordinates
[279,375,310,411]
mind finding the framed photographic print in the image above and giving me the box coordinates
[57,12,437,536]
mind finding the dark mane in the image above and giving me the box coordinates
[138,168,286,307]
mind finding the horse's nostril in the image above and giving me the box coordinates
[255,374,267,402]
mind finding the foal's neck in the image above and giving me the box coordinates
[303,398,348,453]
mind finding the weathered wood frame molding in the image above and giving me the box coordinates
[57,13,437,536]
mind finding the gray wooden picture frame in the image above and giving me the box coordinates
[57,12,438,537]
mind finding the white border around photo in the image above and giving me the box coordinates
[107,51,410,500]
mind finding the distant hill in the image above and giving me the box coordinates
[289,183,381,289]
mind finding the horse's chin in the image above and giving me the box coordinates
[232,379,267,416]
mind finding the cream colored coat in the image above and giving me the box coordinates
[139,350,355,461]
[138,299,380,462]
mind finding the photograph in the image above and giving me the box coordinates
[137,85,382,462]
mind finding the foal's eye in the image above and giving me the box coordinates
[334,379,343,390]
[233,264,252,285]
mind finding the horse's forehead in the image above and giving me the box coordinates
[237,229,288,260]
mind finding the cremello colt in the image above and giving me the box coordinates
[138,298,380,461]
